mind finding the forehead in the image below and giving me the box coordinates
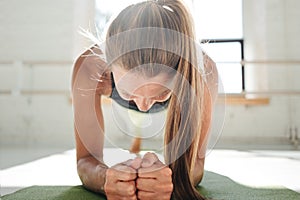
[112,65,174,92]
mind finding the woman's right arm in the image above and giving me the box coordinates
[71,48,109,194]
[71,48,140,199]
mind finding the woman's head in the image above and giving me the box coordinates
[105,0,206,199]
[105,0,196,111]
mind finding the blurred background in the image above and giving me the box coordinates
[0,0,299,197]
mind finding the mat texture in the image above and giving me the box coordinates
[2,171,300,200]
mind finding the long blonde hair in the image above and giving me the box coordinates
[105,0,205,199]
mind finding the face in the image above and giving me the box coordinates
[112,66,174,112]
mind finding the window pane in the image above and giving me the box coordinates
[201,42,243,93]
[193,0,243,39]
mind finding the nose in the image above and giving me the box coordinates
[134,98,155,112]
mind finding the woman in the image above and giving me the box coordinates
[71,0,218,199]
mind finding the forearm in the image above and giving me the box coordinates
[77,156,109,194]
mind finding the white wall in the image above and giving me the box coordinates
[219,0,300,146]
[0,0,299,148]
[0,0,95,147]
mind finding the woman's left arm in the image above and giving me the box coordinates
[193,55,218,186]
[192,84,212,186]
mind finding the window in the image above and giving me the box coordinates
[191,0,244,93]
[201,39,244,93]
[95,0,244,93]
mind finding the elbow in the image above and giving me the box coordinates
[193,157,205,187]
[193,171,204,187]
[76,156,96,186]
[76,158,87,184]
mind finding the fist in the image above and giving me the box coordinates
[104,157,142,200]
[136,153,173,200]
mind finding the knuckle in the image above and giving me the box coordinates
[154,184,160,191]
[124,166,136,173]
[122,173,130,180]
[137,191,144,199]
[106,168,114,178]
[137,168,144,175]
[104,183,113,193]
[163,167,173,176]
[126,184,136,196]
[138,191,155,199]
[162,194,172,200]
[126,196,137,200]
[162,183,173,193]
[166,183,174,192]
[124,172,135,180]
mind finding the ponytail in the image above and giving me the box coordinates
[161,1,206,199]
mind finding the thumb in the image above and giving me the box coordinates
[141,152,159,168]
[130,156,142,170]
[123,157,142,170]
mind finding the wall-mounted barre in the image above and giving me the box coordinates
[0,60,300,66]
[217,60,300,65]
[0,61,73,66]
[0,90,70,95]
[224,91,300,96]
[1,90,300,96]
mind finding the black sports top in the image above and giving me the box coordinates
[109,73,170,113]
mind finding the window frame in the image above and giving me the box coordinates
[201,38,245,92]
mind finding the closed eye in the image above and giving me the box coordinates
[119,89,171,101]
[119,91,134,100]
[153,90,172,101]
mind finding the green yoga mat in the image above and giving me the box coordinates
[2,171,300,200]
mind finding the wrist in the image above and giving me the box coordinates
[96,164,109,194]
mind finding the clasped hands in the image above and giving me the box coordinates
[104,152,173,200]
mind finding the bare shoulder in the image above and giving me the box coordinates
[203,53,218,103]
[71,46,112,96]
[203,53,218,81]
